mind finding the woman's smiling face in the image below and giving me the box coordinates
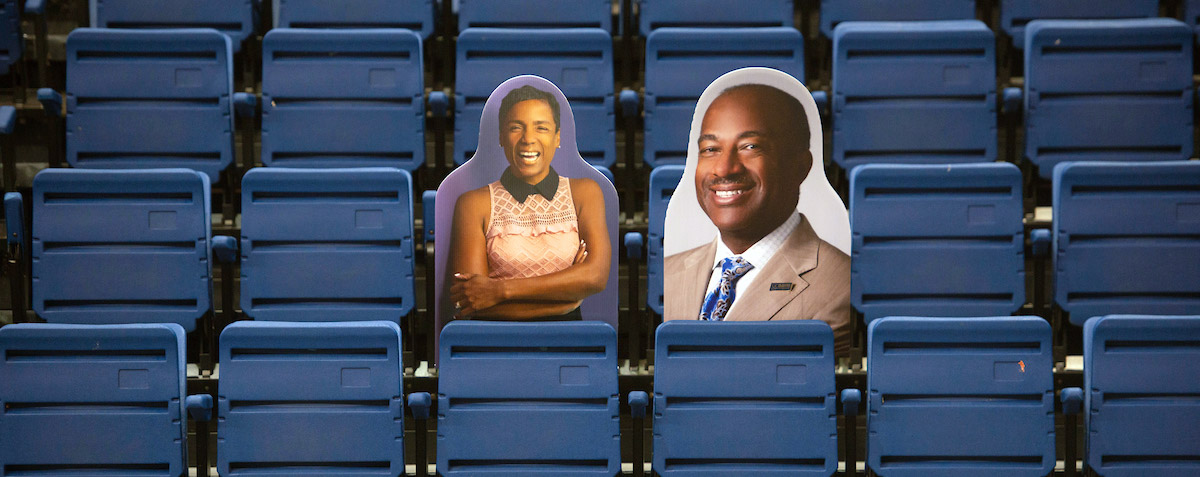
[500,99,561,185]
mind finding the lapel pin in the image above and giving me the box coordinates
[769,282,795,291]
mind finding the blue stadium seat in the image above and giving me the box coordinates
[0,323,200,476]
[850,163,1025,323]
[647,165,683,315]
[643,27,804,167]
[0,0,19,76]
[638,0,792,36]
[240,167,415,323]
[819,0,975,38]
[1188,0,1200,41]
[1079,315,1200,477]
[91,0,256,52]
[31,168,213,332]
[653,321,838,476]
[437,321,620,476]
[1052,161,1200,326]
[1023,19,1194,178]
[59,28,236,182]
[832,20,997,169]
[261,29,426,171]
[273,0,435,37]
[1001,0,1160,47]
[867,316,1055,477]
[460,0,611,30]
[454,28,615,167]
[218,320,406,477]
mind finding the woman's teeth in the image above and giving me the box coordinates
[520,152,539,164]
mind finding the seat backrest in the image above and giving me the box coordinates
[850,163,1025,323]
[832,20,996,170]
[639,0,793,36]
[437,321,620,476]
[64,28,235,182]
[1188,0,1200,35]
[0,0,19,76]
[1023,19,1194,179]
[0,323,189,476]
[240,167,415,323]
[261,29,426,171]
[1001,0,1160,47]
[647,165,683,315]
[454,28,615,167]
[1083,315,1200,477]
[653,321,837,476]
[273,0,434,37]
[643,27,804,167]
[1052,161,1200,326]
[31,168,212,332]
[90,0,255,52]
[460,0,611,30]
[819,0,975,38]
[218,320,405,477]
[867,316,1055,477]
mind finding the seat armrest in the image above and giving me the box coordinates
[36,89,63,118]
[1061,387,1083,415]
[0,106,15,134]
[5,192,25,257]
[841,388,861,417]
[1030,228,1051,259]
[24,0,46,14]
[233,92,256,119]
[628,391,649,419]
[811,90,829,118]
[1002,87,1022,116]
[429,91,449,118]
[185,394,213,421]
[212,236,239,264]
[619,89,639,120]
[624,232,643,260]
[422,190,437,244]
[408,392,432,420]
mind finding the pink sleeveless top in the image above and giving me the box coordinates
[485,178,580,280]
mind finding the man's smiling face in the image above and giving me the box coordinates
[694,85,810,251]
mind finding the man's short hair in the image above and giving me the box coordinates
[718,83,810,149]
[498,85,561,132]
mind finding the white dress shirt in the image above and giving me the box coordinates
[702,213,803,318]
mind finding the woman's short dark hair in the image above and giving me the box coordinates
[498,85,561,132]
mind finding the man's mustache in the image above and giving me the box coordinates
[702,173,755,189]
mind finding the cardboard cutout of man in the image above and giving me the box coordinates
[663,67,852,356]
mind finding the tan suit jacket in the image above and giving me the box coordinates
[663,215,852,356]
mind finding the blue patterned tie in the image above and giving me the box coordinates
[698,257,754,321]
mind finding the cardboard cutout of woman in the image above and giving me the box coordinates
[662,67,853,356]
[434,76,619,345]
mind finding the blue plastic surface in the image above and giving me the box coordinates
[36,88,62,117]
[31,168,213,331]
[63,28,235,182]
[1052,161,1200,326]
[0,105,14,134]
[832,21,997,169]
[273,0,434,37]
[653,321,838,476]
[841,388,861,417]
[850,163,1025,322]
[1188,0,1200,36]
[1001,0,1159,48]
[460,0,610,30]
[643,27,804,167]
[218,320,405,477]
[628,391,648,419]
[91,0,255,52]
[867,316,1055,477]
[1082,315,1200,477]
[0,0,19,76]
[437,321,620,476]
[820,0,975,38]
[3,191,24,258]
[1023,19,1194,178]
[639,0,792,36]
[454,28,615,167]
[422,189,436,244]
[0,323,190,476]
[408,392,431,420]
[624,231,643,260]
[240,167,415,323]
[647,165,683,315]
[261,29,427,171]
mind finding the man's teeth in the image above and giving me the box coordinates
[715,190,744,198]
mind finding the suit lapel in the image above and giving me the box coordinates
[680,240,718,320]
[726,216,820,321]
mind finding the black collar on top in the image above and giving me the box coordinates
[500,166,559,203]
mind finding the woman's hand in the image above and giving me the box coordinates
[450,273,507,316]
[573,240,588,265]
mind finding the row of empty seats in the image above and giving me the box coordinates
[3,316,1196,476]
